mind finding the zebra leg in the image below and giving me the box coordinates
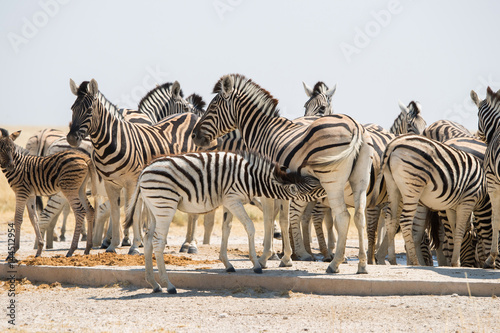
[8,196,28,261]
[278,200,293,267]
[288,199,313,262]
[324,207,336,261]
[92,199,109,247]
[65,194,87,257]
[258,197,276,269]
[144,214,160,292]
[59,201,71,241]
[450,206,473,267]
[312,202,332,261]
[412,205,429,266]
[152,205,176,294]
[374,207,388,264]
[384,171,402,266]
[226,201,262,274]
[485,187,500,268]
[219,208,236,272]
[181,214,199,254]
[203,210,216,245]
[366,206,381,265]
[300,201,316,257]
[79,192,94,255]
[26,197,44,257]
[399,198,422,266]
[102,217,113,248]
[36,194,64,250]
[104,183,122,253]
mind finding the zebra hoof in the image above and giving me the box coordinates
[300,255,314,262]
[167,287,177,294]
[101,239,111,249]
[326,266,339,274]
[128,248,140,256]
[6,256,18,263]
[279,261,292,268]
[139,242,144,248]
[121,238,131,247]
[105,248,117,254]
[357,269,368,275]
[226,266,236,273]
[152,287,162,293]
[253,266,263,274]
[269,253,280,261]
[81,235,87,242]
[179,244,189,253]
[59,236,66,242]
[65,252,74,258]
[322,256,333,263]
[187,246,198,254]
[273,232,282,240]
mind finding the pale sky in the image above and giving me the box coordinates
[1,0,499,131]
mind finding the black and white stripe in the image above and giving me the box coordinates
[192,74,373,274]
[378,134,487,267]
[124,150,321,293]
[67,79,210,255]
[0,128,95,259]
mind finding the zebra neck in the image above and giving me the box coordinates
[88,97,121,146]
[389,111,407,135]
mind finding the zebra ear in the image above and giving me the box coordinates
[172,81,182,99]
[470,90,481,107]
[398,100,408,114]
[221,75,234,99]
[10,130,21,142]
[303,82,313,97]
[326,84,337,98]
[88,79,98,96]
[69,79,79,96]
[486,86,495,104]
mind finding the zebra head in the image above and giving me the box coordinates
[303,81,336,117]
[406,101,426,134]
[472,87,500,143]
[273,166,323,201]
[192,74,279,147]
[67,78,98,147]
[0,128,20,172]
[192,75,237,147]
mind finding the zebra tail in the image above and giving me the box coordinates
[306,126,364,170]
[124,182,141,230]
[369,140,393,207]
[427,210,441,250]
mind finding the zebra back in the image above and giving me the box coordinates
[423,120,474,142]
[137,81,194,124]
[25,128,65,156]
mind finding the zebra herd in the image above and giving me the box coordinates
[1,73,500,293]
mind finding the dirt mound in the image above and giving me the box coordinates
[19,252,219,267]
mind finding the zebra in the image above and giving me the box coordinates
[0,128,95,259]
[389,101,426,135]
[376,134,487,266]
[67,79,214,255]
[471,86,500,268]
[124,150,321,293]
[25,128,65,157]
[303,81,336,116]
[192,74,373,274]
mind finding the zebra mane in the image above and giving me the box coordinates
[389,108,407,135]
[138,82,183,112]
[76,81,90,96]
[186,93,206,115]
[213,74,280,118]
[311,82,328,97]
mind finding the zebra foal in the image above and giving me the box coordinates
[0,128,95,259]
[125,151,320,293]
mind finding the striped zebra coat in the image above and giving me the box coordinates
[472,86,500,268]
[67,79,214,255]
[124,150,321,293]
[192,74,373,274]
[0,129,95,259]
[377,134,487,266]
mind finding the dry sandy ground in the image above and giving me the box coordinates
[1,218,500,332]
